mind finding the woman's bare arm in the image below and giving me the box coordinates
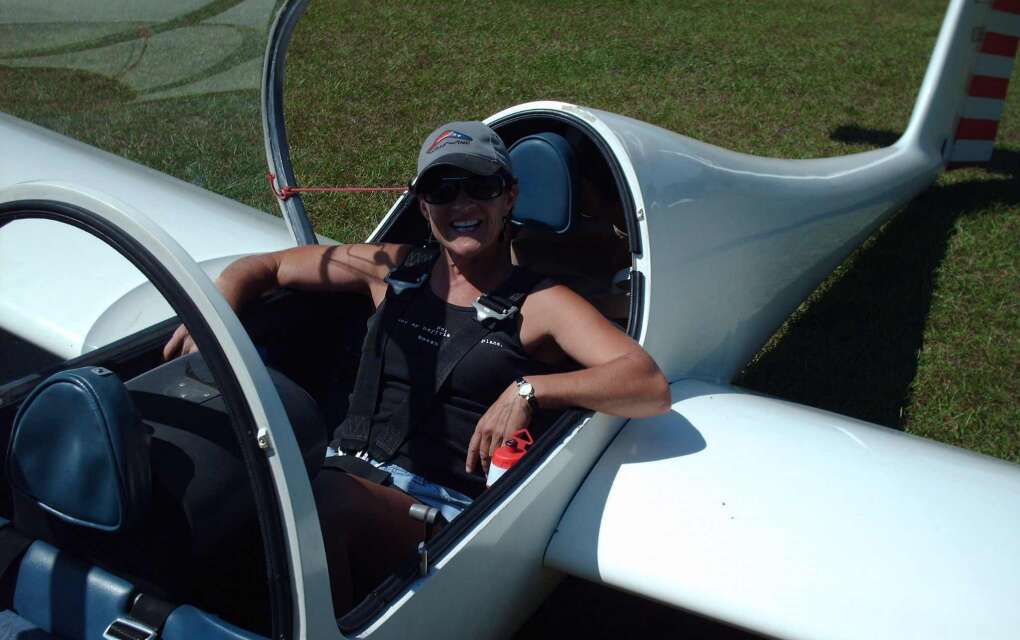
[466,284,670,474]
[162,243,407,359]
[522,284,670,416]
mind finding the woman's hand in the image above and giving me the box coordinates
[466,382,533,476]
[162,323,198,360]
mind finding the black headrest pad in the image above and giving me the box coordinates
[7,367,151,532]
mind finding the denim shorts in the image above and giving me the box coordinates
[325,448,473,522]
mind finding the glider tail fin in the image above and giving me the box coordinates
[900,0,1020,168]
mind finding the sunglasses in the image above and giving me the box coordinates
[417,173,509,205]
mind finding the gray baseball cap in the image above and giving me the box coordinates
[414,121,513,185]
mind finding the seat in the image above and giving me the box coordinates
[507,131,631,322]
[508,132,576,234]
[7,366,150,540]
[0,531,266,640]
[0,369,149,638]
[1,538,134,640]
[5,361,324,629]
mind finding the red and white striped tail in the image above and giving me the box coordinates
[949,0,1020,167]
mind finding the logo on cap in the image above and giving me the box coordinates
[427,130,473,154]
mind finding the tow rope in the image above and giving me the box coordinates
[267,172,405,200]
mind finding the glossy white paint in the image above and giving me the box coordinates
[0,181,339,640]
[340,2,1015,636]
[0,114,294,358]
[1,0,1014,638]
[468,1,996,387]
[592,110,943,384]
[546,379,1020,640]
[358,412,628,640]
[900,0,990,158]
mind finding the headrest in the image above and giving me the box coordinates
[509,132,576,234]
[7,367,151,532]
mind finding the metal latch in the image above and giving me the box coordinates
[256,427,271,450]
[385,272,428,295]
[104,617,156,640]
[409,503,441,576]
[473,296,518,324]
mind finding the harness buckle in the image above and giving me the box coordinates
[385,271,428,295]
[473,295,519,324]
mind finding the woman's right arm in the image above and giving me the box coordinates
[162,243,407,359]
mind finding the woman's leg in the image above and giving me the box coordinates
[312,471,424,614]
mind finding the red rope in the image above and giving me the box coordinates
[267,172,405,200]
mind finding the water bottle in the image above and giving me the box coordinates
[486,429,534,487]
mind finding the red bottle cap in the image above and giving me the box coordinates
[491,429,534,470]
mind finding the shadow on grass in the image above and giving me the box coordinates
[735,127,1020,429]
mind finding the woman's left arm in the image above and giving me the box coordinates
[522,283,671,416]
[466,284,671,474]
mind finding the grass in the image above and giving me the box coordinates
[288,0,1020,463]
[1,1,1015,463]
[1,1,1020,461]
[0,2,1017,636]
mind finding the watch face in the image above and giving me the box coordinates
[518,382,533,396]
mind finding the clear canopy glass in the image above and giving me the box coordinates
[0,0,284,212]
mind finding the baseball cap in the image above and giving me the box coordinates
[413,121,513,186]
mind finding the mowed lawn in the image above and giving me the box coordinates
[284,3,1019,635]
[1,1,1017,637]
[284,0,1018,463]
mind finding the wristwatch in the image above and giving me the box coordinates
[514,377,538,409]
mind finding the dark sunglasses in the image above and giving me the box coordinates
[417,173,509,205]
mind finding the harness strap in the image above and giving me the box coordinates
[335,245,439,454]
[104,593,176,640]
[321,454,393,486]
[369,267,545,461]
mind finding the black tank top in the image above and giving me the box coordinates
[371,274,555,496]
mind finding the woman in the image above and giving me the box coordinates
[164,121,670,610]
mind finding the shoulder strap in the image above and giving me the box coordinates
[369,267,546,460]
[473,268,545,328]
[384,243,440,294]
[103,593,177,640]
[333,245,440,453]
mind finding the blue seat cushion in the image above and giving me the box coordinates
[12,541,133,640]
[163,605,267,640]
[508,132,575,234]
[7,367,150,532]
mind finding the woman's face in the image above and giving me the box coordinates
[418,167,517,260]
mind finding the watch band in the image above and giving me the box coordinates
[515,377,538,409]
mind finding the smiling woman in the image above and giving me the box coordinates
[164,119,670,613]
[2,0,1018,637]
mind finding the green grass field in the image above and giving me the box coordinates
[1,1,1017,636]
[1,0,1015,461]
[289,0,1019,463]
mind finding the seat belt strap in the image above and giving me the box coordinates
[321,454,393,486]
[370,268,545,460]
[334,244,439,453]
[104,593,176,640]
